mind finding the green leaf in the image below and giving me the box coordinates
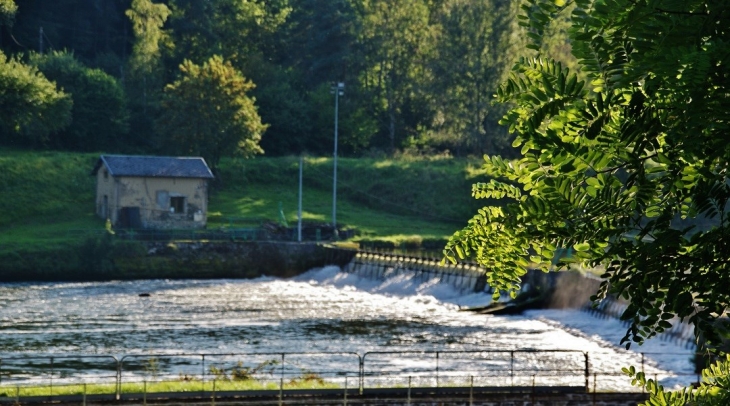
[574,242,590,252]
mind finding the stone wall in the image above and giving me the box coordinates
[114,241,356,279]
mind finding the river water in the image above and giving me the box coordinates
[0,266,696,390]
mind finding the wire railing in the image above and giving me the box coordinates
[0,349,698,401]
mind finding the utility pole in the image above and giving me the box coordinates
[330,82,345,237]
[39,27,44,54]
[298,156,303,242]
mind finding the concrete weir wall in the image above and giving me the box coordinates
[343,251,488,293]
[342,251,696,349]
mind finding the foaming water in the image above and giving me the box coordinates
[0,266,695,389]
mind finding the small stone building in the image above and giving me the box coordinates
[92,155,215,229]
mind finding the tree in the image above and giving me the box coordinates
[3,0,130,66]
[444,0,730,403]
[126,0,170,78]
[166,0,290,72]
[0,50,71,147]
[428,0,519,156]
[30,51,129,151]
[279,0,356,85]
[156,56,266,171]
[0,0,16,27]
[125,0,171,151]
[251,61,313,156]
[355,0,435,152]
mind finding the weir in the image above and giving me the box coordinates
[333,248,697,349]
[341,250,488,293]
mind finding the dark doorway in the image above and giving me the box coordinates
[118,207,142,229]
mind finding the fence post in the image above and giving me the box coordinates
[510,351,515,386]
[469,376,474,406]
[359,356,364,394]
[211,379,216,406]
[584,352,590,392]
[116,359,122,400]
[279,377,283,406]
[83,383,87,406]
[641,353,645,375]
[593,372,597,394]
[143,380,147,406]
[532,374,536,392]
[436,352,439,388]
[49,357,54,397]
[280,353,285,385]
[407,376,411,406]
[343,376,347,406]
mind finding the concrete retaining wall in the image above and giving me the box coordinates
[112,242,356,280]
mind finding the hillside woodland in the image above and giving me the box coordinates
[0,0,575,166]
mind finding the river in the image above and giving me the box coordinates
[0,266,696,391]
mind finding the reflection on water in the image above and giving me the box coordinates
[0,266,695,389]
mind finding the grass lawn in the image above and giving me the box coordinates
[1,378,343,398]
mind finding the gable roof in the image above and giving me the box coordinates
[92,155,215,179]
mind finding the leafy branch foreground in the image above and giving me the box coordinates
[444,0,730,404]
[625,356,730,406]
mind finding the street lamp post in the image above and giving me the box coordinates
[331,82,344,237]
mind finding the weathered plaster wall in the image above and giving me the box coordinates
[104,176,208,229]
[95,166,116,221]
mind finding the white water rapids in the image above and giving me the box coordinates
[0,266,696,391]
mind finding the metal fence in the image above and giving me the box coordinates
[0,350,698,400]
[65,216,347,243]
[67,228,269,242]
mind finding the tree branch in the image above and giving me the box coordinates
[626,0,708,16]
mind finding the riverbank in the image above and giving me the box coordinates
[0,149,487,276]
[0,239,355,281]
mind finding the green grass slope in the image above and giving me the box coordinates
[212,156,486,242]
[0,150,487,254]
[0,150,101,251]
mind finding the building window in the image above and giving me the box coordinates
[156,191,169,209]
[170,196,185,214]
[103,169,108,181]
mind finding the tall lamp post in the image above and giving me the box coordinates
[331,82,344,236]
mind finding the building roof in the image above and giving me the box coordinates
[92,155,215,179]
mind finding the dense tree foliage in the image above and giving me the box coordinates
[445,0,730,403]
[30,51,128,151]
[124,0,171,150]
[0,0,532,158]
[355,0,434,153]
[428,0,520,155]
[0,50,71,146]
[156,56,266,171]
[0,0,16,26]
